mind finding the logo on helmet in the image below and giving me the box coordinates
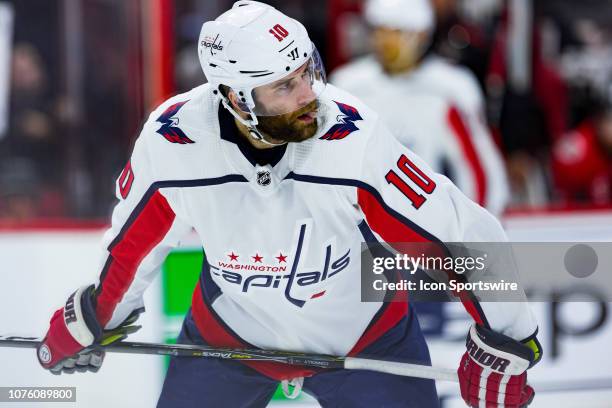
[287,47,300,61]
[201,34,224,56]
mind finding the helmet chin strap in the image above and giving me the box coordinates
[221,98,288,147]
[247,127,287,147]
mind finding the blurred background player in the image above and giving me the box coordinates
[331,0,509,216]
[2,0,612,222]
[552,95,612,204]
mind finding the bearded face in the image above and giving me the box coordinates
[227,56,327,144]
[255,99,320,143]
[248,60,323,144]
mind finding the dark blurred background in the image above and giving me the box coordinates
[1,0,611,222]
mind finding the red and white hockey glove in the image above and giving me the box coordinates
[458,324,542,408]
[37,285,141,374]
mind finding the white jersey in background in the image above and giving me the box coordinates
[93,83,535,379]
[331,55,509,216]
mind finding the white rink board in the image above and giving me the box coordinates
[0,209,610,407]
[0,230,165,408]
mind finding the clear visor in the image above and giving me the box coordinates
[249,46,327,117]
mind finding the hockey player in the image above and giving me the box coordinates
[36,2,540,407]
[331,0,509,216]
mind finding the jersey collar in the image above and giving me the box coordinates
[217,104,297,188]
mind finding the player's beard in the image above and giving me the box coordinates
[256,100,319,143]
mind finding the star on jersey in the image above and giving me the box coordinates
[319,101,363,141]
[252,254,264,263]
[156,101,195,144]
[276,253,287,263]
[227,252,239,262]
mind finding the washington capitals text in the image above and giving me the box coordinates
[209,225,350,308]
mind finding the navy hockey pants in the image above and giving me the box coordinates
[157,306,439,408]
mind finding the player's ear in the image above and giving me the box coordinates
[227,89,249,113]
[227,90,239,110]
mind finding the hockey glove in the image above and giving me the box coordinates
[37,285,142,374]
[458,324,542,408]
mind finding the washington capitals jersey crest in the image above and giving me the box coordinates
[156,101,195,144]
[320,101,363,141]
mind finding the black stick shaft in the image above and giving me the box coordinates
[0,337,345,369]
[0,337,40,348]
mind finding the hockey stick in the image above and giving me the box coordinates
[0,336,458,382]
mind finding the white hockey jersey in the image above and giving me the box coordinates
[93,83,535,378]
[330,55,509,216]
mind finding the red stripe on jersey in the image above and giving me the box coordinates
[447,105,487,206]
[191,282,245,349]
[357,188,430,247]
[462,297,485,326]
[191,282,318,381]
[349,300,408,356]
[349,188,422,353]
[357,187,487,327]
[96,191,176,326]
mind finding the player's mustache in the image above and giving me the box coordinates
[290,100,319,120]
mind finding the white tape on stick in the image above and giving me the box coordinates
[345,357,459,382]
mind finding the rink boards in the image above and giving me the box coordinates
[0,209,611,407]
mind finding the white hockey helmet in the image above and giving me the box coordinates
[198,1,326,139]
[364,0,435,32]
